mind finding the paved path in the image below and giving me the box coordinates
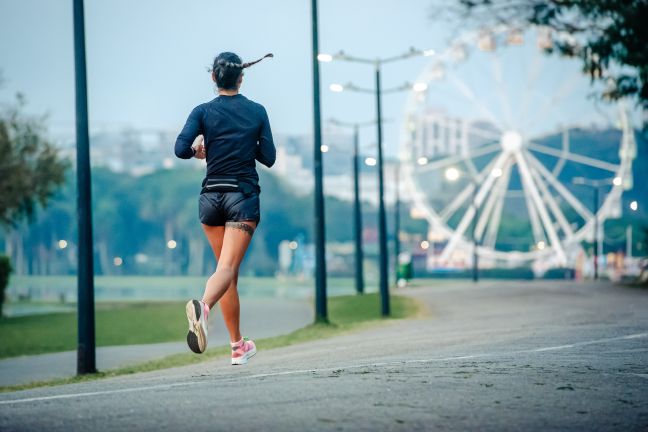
[0,298,312,387]
[1,280,647,431]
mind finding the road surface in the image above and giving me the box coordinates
[1,280,647,431]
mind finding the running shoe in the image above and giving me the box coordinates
[185,299,209,354]
[231,337,257,365]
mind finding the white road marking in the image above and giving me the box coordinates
[1,332,646,406]
[622,333,648,340]
[0,382,196,406]
[529,333,648,352]
[531,345,575,352]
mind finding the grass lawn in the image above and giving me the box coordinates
[0,302,191,359]
[0,293,422,359]
[7,275,373,301]
[0,293,423,392]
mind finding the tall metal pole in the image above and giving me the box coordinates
[352,125,365,295]
[472,180,479,283]
[375,64,390,316]
[593,187,599,280]
[311,0,327,322]
[394,163,401,282]
[73,0,96,375]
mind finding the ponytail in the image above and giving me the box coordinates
[211,52,273,90]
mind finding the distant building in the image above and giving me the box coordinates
[272,131,405,206]
[55,128,203,176]
[53,127,405,204]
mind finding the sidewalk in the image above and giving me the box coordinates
[0,297,312,387]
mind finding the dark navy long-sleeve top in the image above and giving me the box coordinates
[174,94,276,185]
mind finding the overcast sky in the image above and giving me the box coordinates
[0,0,634,156]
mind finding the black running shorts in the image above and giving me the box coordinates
[198,192,260,226]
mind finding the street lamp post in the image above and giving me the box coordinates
[330,119,380,295]
[310,0,327,322]
[593,186,600,279]
[330,80,414,314]
[394,163,401,283]
[73,0,96,375]
[356,143,403,287]
[627,200,638,258]
[572,176,622,280]
[374,65,390,316]
[321,49,433,316]
[352,124,363,294]
[352,124,364,294]
[471,180,479,283]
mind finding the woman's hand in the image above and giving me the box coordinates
[192,135,206,160]
[194,144,206,159]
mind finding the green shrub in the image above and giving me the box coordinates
[0,255,11,318]
[543,267,576,279]
[421,267,535,279]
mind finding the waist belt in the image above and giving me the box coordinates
[201,176,260,195]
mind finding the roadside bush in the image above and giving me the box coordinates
[0,255,11,317]
[543,267,576,279]
[422,267,535,279]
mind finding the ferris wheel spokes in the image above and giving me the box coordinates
[527,142,619,172]
[468,126,501,142]
[490,51,515,129]
[513,151,567,263]
[528,158,575,238]
[439,151,510,263]
[520,164,546,244]
[525,152,593,222]
[439,155,501,222]
[483,174,508,249]
[474,157,513,241]
[439,182,476,222]
[447,74,506,132]
[550,128,570,177]
[416,143,500,173]
[519,42,545,124]
[521,69,582,132]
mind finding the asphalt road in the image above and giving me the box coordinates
[0,297,312,386]
[1,280,647,431]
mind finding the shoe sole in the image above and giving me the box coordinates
[232,346,257,365]
[186,300,207,354]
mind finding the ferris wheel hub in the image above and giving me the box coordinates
[501,131,523,152]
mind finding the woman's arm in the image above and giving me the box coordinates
[256,106,276,167]
[175,106,204,159]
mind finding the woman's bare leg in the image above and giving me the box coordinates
[202,226,242,343]
[201,225,245,343]
[201,222,255,342]
[201,224,225,304]
[218,273,241,343]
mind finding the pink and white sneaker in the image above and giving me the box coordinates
[185,299,209,354]
[231,337,257,365]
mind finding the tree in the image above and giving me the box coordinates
[0,94,69,227]
[0,93,68,314]
[451,0,648,115]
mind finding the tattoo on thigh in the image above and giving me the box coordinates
[225,221,255,236]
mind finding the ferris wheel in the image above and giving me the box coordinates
[399,27,637,267]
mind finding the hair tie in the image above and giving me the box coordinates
[217,59,243,68]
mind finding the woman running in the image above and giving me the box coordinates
[174,52,275,365]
